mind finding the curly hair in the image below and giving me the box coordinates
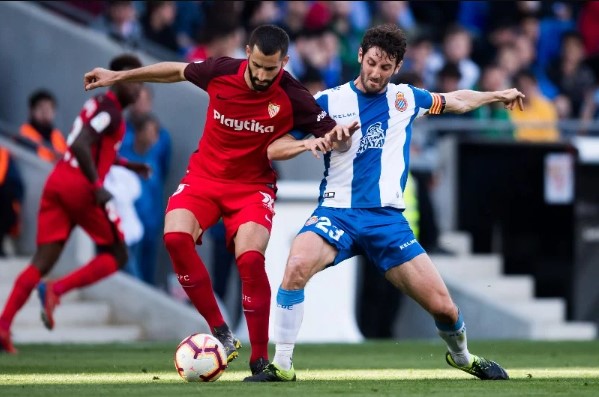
[360,24,407,65]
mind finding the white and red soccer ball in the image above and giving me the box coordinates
[174,333,228,382]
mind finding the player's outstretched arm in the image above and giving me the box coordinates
[267,134,332,161]
[442,88,525,114]
[84,62,188,91]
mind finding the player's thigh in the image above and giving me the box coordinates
[384,253,456,318]
[297,208,356,267]
[76,201,123,246]
[281,231,339,289]
[36,187,73,245]
[164,209,203,240]
[234,222,270,257]
[222,184,276,253]
[165,180,221,241]
[359,208,425,273]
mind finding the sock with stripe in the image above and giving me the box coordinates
[436,308,471,366]
[273,287,305,370]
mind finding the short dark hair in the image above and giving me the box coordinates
[247,24,290,57]
[514,69,537,84]
[109,53,143,71]
[360,24,407,66]
[438,62,462,80]
[29,89,56,109]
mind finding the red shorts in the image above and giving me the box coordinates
[37,169,124,246]
[166,174,276,248]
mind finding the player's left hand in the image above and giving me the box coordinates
[127,162,152,178]
[326,121,360,143]
[500,88,525,111]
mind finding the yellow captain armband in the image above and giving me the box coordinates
[429,93,446,115]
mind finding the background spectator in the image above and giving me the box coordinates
[120,87,172,286]
[104,165,144,279]
[469,63,514,139]
[511,69,560,142]
[425,24,480,90]
[90,0,143,47]
[18,89,66,163]
[173,1,205,55]
[0,146,24,257]
[186,24,244,63]
[546,31,596,119]
[140,0,179,54]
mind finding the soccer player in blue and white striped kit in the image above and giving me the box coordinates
[245,24,525,382]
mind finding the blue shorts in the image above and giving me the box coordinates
[298,207,425,273]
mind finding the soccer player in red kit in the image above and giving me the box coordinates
[83,24,358,375]
[0,54,150,354]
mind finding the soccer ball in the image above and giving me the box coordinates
[174,333,228,382]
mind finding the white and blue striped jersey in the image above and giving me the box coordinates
[292,80,444,209]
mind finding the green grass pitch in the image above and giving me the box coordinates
[1,340,598,396]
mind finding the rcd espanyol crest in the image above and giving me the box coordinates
[395,92,408,112]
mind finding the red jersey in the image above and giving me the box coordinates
[55,91,125,183]
[183,57,337,184]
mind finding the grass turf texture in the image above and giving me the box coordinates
[1,340,598,396]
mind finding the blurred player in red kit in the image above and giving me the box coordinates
[0,54,150,354]
[82,24,358,375]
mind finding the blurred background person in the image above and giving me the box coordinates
[90,0,142,48]
[120,111,170,286]
[104,165,144,280]
[140,0,179,54]
[425,24,480,90]
[173,0,205,56]
[469,63,514,139]
[546,31,596,120]
[0,146,24,257]
[18,89,66,163]
[511,69,560,142]
[185,24,244,63]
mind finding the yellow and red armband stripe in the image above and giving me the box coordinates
[429,93,446,115]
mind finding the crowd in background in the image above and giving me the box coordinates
[3,1,599,294]
[62,0,599,134]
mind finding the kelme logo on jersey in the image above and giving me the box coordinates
[213,110,274,133]
[395,92,408,112]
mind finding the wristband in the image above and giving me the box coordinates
[93,180,103,189]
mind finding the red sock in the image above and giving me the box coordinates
[237,250,271,362]
[164,232,224,330]
[52,253,118,296]
[0,265,41,329]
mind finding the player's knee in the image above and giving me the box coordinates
[163,231,192,256]
[427,297,457,323]
[98,244,128,269]
[284,254,314,289]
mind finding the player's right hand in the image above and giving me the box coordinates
[84,68,116,91]
[94,186,113,206]
[303,137,332,159]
